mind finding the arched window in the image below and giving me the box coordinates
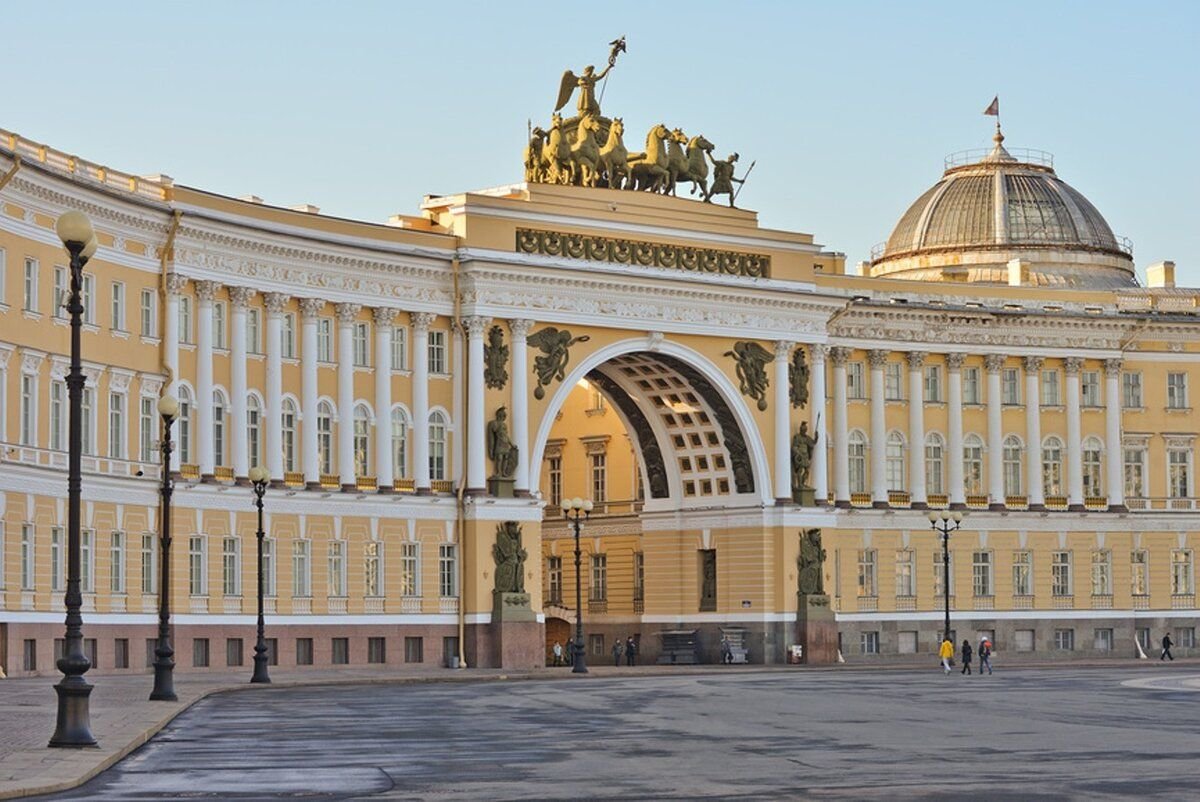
[353,405,371,477]
[281,399,297,474]
[247,395,262,469]
[925,433,945,495]
[963,434,984,496]
[429,411,447,481]
[1043,436,1064,497]
[1003,435,1023,497]
[391,408,409,479]
[885,431,906,492]
[317,401,334,476]
[178,386,193,464]
[848,431,867,494]
[212,390,227,466]
[1082,437,1104,498]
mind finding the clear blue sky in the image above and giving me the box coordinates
[5,1,1198,283]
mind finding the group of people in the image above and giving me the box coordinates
[548,637,639,667]
[939,636,994,675]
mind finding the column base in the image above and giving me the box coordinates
[988,503,1006,511]
[949,502,967,511]
[377,486,395,495]
[775,497,793,506]
[910,501,928,510]
[234,477,252,487]
[414,487,433,496]
[200,474,217,483]
[1108,504,1128,513]
[305,481,323,491]
[872,500,890,509]
[1027,503,1046,512]
[514,489,533,498]
[340,484,358,493]
[269,479,287,489]
[1067,503,1087,512]
[464,487,486,497]
[834,499,851,509]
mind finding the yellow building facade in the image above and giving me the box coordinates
[0,117,1196,677]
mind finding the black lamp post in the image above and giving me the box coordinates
[249,466,271,683]
[49,211,99,748]
[561,496,593,674]
[149,393,180,701]
[928,510,963,644]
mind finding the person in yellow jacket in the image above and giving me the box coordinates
[939,637,954,674]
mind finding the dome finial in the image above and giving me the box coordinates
[993,119,1004,146]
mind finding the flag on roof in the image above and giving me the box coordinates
[983,96,999,117]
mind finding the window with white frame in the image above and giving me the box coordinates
[189,535,207,596]
[547,555,563,603]
[1055,629,1075,651]
[318,401,334,475]
[429,411,447,480]
[353,322,369,367]
[353,405,370,477]
[364,541,383,597]
[590,554,608,601]
[246,308,261,354]
[1168,372,1188,409]
[50,527,65,591]
[401,542,420,597]
[428,329,447,374]
[21,524,36,590]
[590,451,607,502]
[1041,369,1061,406]
[1124,447,1146,499]
[1012,550,1032,597]
[1001,368,1021,405]
[1043,437,1064,497]
[19,373,36,446]
[1091,550,1112,596]
[81,273,96,324]
[390,408,408,479]
[140,396,155,463]
[895,549,915,597]
[848,431,867,493]
[80,529,94,592]
[80,386,95,455]
[262,538,275,596]
[846,361,865,399]
[328,540,346,597]
[548,455,563,506]
[885,432,905,491]
[933,550,955,596]
[53,266,68,318]
[962,434,984,495]
[178,386,193,464]
[140,289,156,337]
[222,537,240,597]
[1051,551,1072,597]
[1131,549,1149,596]
[857,549,877,597]
[1081,370,1101,407]
[108,391,126,459]
[178,295,192,344]
[1082,438,1103,498]
[972,551,993,597]
[281,313,296,358]
[50,380,65,451]
[392,325,408,371]
[212,301,227,349]
[962,367,981,404]
[142,533,157,594]
[1172,549,1194,595]
[317,317,333,362]
[439,544,458,598]
[861,631,880,655]
[247,395,262,469]
[925,433,945,495]
[281,398,297,473]
[23,257,38,312]
[293,540,311,598]
[1169,447,1191,498]
[1122,372,1143,408]
[110,281,126,331]
[1002,435,1023,497]
[923,365,942,402]
[884,362,902,400]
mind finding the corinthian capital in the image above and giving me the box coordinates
[867,349,889,369]
[412,312,437,333]
[334,302,362,325]
[510,319,535,339]
[905,351,928,370]
[228,286,257,309]
[984,354,1006,373]
[1063,357,1084,375]
[1104,358,1123,376]
[165,273,189,296]
[1023,356,1044,373]
[298,297,325,319]
[828,346,851,367]
[463,315,492,338]
[774,340,794,361]
[264,292,291,316]
[946,353,967,371]
[809,343,828,363]
[194,280,220,303]
[373,307,400,328]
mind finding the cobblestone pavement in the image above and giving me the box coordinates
[28,663,1200,801]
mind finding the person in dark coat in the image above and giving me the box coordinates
[960,639,973,675]
[625,636,637,666]
[611,639,624,667]
[1162,633,1175,661]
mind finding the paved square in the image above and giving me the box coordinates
[35,667,1200,800]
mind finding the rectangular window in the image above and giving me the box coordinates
[140,288,156,337]
[108,391,125,459]
[1177,627,1196,649]
[112,637,129,669]
[428,329,447,374]
[1131,550,1149,596]
[81,273,95,324]
[846,361,865,399]
[1122,372,1143,408]
[1124,447,1146,499]
[332,637,350,665]
[1001,368,1020,405]
[296,638,314,666]
[146,638,158,668]
[110,532,126,593]
[81,386,95,455]
[547,556,563,604]
[547,456,563,506]
[266,638,278,666]
[439,544,457,598]
[590,452,607,502]
[263,538,275,596]
[962,367,981,404]
[1052,551,1072,597]
[894,549,915,597]
[1012,550,1032,597]
[933,551,955,597]
[246,308,261,354]
[1172,549,1194,595]
[111,281,126,331]
[857,549,877,597]
[884,362,902,400]
[1091,550,1112,596]
[1168,372,1188,409]
[282,313,296,358]
[364,541,383,598]
[328,540,347,597]
[139,397,155,463]
[23,639,37,671]
[368,637,386,664]
[293,540,311,597]
[923,365,942,402]
[404,637,424,663]
[51,380,65,450]
[226,638,243,667]
[178,295,192,343]
[972,551,993,597]
[212,301,227,349]
[142,533,157,594]
[392,325,408,371]
[634,551,645,602]
[1014,629,1035,652]
[353,322,369,366]
[590,554,608,601]
[23,257,38,312]
[1054,629,1075,651]
[400,542,419,597]
[590,634,605,656]
[20,374,36,446]
[51,526,66,591]
[1094,628,1114,652]
[53,266,67,318]
[189,536,207,596]
[1081,370,1101,407]
[20,525,34,590]
[193,638,210,668]
[898,631,918,655]
[1168,449,1191,498]
[1040,369,1061,406]
[222,537,240,597]
[317,317,333,362]
[860,631,880,655]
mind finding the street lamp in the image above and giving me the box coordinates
[149,393,180,702]
[561,496,593,674]
[49,211,99,748]
[927,510,963,644]
[249,466,271,683]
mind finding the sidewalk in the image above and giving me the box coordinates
[1,657,1196,799]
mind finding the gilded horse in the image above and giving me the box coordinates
[542,113,572,185]
[627,123,671,193]
[598,117,630,190]
[679,134,715,197]
[569,115,602,187]
[665,128,690,196]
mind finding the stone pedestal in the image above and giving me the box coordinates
[485,591,541,669]
[492,591,535,623]
[792,487,816,506]
[487,476,515,498]
[796,593,838,664]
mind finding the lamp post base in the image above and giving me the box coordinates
[251,648,271,684]
[572,642,589,674]
[149,658,177,702]
[49,678,98,748]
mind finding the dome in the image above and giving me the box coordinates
[870,128,1136,289]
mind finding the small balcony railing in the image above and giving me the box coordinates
[1091,594,1113,610]
[857,595,878,612]
[1172,594,1196,609]
[895,595,916,611]
[1052,595,1074,610]
[973,595,995,611]
[1013,594,1035,610]
[633,596,645,614]
[1132,594,1150,610]
[588,598,608,614]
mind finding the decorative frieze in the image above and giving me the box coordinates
[515,228,770,278]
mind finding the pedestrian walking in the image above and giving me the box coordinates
[626,636,638,667]
[939,637,954,674]
[978,636,993,675]
[960,639,973,675]
[720,635,733,665]
[1161,633,1175,661]
[612,638,624,667]
[552,641,564,667]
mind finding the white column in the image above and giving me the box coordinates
[464,315,491,493]
[164,275,185,472]
[229,287,255,481]
[1105,358,1125,511]
[830,347,850,507]
[773,340,794,503]
[1024,357,1045,510]
[868,349,888,508]
[264,292,288,484]
[1065,357,1085,510]
[907,351,927,508]
[195,280,219,480]
[947,353,965,509]
[374,308,397,492]
[510,319,534,495]
[298,298,323,488]
[810,345,828,505]
[451,326,464,485]
[412,312,435,493]
[335,303,361,491]
[985,354,1005,510]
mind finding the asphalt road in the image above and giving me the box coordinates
[35,666,1200,800]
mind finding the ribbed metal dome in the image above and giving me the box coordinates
[871,129,1136,289]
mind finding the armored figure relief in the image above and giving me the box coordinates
[798,528,826,596]
[527,327,591,399]
[791,421,818,495]
[492,521,527,594]
[487,407,518,478]
[724,341,773,411]
[705,152,747,207]
[484,325,509,389]
[789,348,810,409]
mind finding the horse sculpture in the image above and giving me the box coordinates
[542,113,572,185]
[665,128,690,196]
[627,123,671,193]
[523,127,548,183]
[569,115,602,188]
[679,134,715,197]
[598,117,630,190]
